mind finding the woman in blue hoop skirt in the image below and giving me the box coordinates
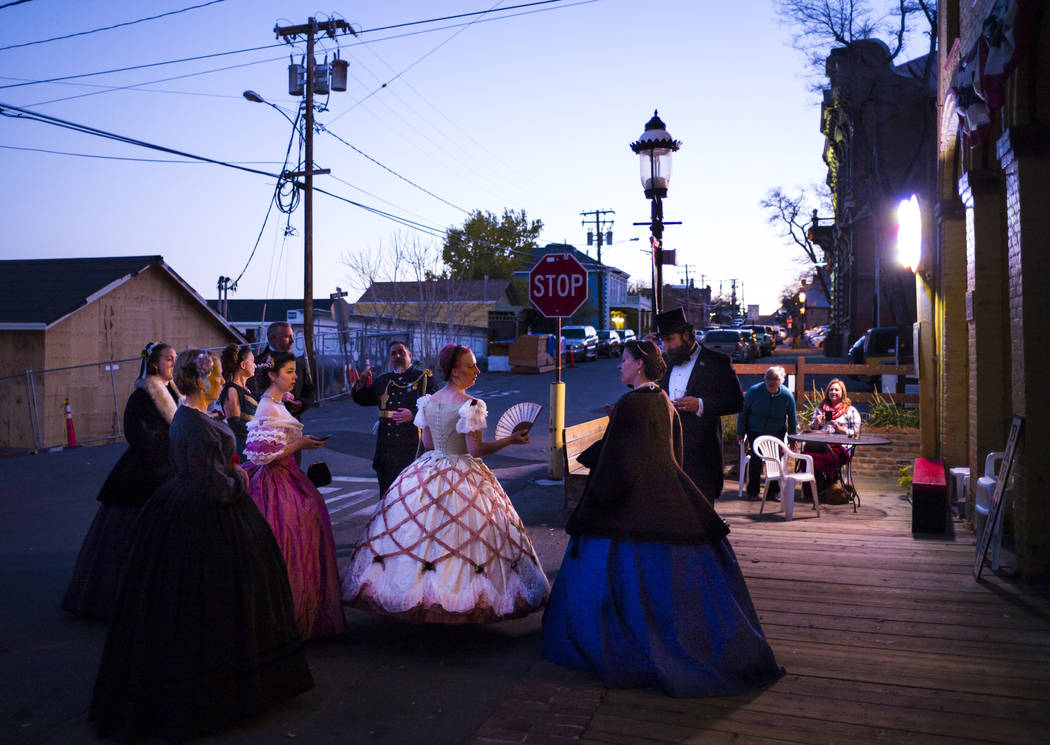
[543,340,782,697]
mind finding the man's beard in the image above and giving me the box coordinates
[667,342,698,367]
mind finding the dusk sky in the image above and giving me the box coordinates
[1,1,929,314]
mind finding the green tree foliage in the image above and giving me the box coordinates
[443,209,542,280]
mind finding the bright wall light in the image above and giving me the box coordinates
[897,194,922,271]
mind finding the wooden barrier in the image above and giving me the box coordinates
[732,360,918,404]
[561,416,608,508]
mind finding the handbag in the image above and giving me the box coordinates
[306,461,332,488]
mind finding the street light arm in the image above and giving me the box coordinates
[243,90,298,129]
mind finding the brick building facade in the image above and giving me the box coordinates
[816,40,935,356]
[929,0,1048,579]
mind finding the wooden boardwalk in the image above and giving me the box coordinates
[472,477,1050,745]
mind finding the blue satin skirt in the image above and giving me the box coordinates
[542,536,782,697]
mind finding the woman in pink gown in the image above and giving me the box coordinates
[245,351,345,639]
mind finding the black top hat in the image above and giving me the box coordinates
[655,307,691,337]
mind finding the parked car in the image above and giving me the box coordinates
[736,328,761,362]
[560,325,599,362]
[620,328,637,343]
[848,325,914,366]
[804,324,829,349]
[741,326,773,356]
[763,325,779,349]
[596,329,622,358]
[700,329,753,363]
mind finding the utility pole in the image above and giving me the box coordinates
[274,16,352,383]
[216,275,232,319]
[678,264,697,286]
[580,209,614,328]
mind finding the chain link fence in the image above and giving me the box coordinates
[1,327,488,452]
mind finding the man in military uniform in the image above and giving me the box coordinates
[352,340,437,495]
[655,307,743,501]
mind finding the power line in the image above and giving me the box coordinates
[323,126,469,214]
[0,0,34,9]
[0,100,534,263]
[0,143,284,164]
[23,53,284,107]
[0,1,227,52]
[355,0,577,35]
[0,0,598,94]
[0,100,282,179]
[0,42,283,90]
[230,106,303,288]
[330,0,503,121]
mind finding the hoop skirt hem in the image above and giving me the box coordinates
[542,535,783,698]
[60,502,139,620]
[249,455,346,640]
[89,408,314,742]
[342,448,549,623]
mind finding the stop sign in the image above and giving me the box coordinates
[529,253,589,318]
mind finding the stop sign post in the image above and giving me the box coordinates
[528,253,589,480]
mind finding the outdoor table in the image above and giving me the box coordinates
[787,432,891,511]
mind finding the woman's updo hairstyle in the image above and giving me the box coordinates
[623,339,667,382]
[220,343,252,380]
[438,343,466,381]
[265,351,297,382]
[139,341,172,379]
[173,349,216,394]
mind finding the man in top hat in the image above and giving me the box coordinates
[351,340,437,495]
[654,307,743,501]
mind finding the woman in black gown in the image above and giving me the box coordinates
[543,340,782,697]
[62,341,180,620]
[219,343,258,458]
[90,349,313,742]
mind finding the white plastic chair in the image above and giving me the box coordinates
[738,439,750,497]
[753,435,819,520]
[975,451,1006,570]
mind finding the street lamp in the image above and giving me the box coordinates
[797,290,807,347]
[243,90,299,128]
[630,110,681,331]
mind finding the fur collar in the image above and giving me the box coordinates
[135,375,182,423]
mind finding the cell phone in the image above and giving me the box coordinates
[314,435,331,441]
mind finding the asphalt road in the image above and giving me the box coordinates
[0,350,843,745]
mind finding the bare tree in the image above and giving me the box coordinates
[774,0,937,87]
[344,232,479,371]
[760,185,834,304]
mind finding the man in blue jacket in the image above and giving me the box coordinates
[738,366,797,500]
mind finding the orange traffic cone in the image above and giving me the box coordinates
[64,397,79,448]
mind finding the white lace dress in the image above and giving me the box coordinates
[341,396,550,623]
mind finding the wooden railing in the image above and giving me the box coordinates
[733,359,919,404]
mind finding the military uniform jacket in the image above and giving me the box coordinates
[352,368,437,484]
[658,344,744,501]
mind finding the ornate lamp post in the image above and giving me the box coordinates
[630,111,681,330]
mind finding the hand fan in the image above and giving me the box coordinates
[494,402,543,440]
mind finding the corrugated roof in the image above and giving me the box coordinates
[356,279,514,303]
[0,256,162,325]
[206,298,334,323]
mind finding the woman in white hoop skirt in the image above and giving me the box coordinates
[342,344,550,623]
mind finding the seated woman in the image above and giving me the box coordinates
[342,343,550,624]
[543,340,782,698]
[806,378,862,496]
